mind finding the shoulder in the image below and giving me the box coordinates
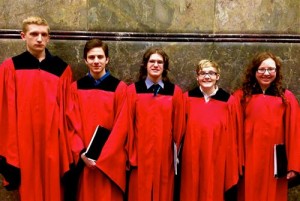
[164,81,176,95]
[284,89,295,97]
[232,89,243,99]
[188,87,202,97]
[284,89,298,103]
[0,57,13,66]
[213,88,231,102]
[49,56,68,69]
[45,49,68,69]
[113,77,128,91]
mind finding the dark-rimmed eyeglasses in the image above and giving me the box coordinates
[198,71,218,77]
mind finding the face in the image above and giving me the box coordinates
[255,58,277,91]
[197,66,220,93]
[146,53,164,82]
[21,24,50,55]
[85,47,109,79]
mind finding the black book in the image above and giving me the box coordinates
[85,125,111,161]
[274,144,288,178]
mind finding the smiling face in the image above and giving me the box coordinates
[197,66,220,94]
[146,53,164,83]
[85,47,109,79]
[255,58,277,91]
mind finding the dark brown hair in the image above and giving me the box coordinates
[83,38,109,60]
[138,47,170,82]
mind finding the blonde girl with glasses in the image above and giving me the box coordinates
[180,59,240,201]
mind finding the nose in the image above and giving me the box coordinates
[263,70,271,75]
[204,73,210,78]
[93,57,100,63]
[153,61,159,67]
[37,34,43,42]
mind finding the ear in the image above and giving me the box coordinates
[20,32,26,40]
[216,74,220,81]
[105,57,110,64]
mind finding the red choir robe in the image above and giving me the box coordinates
[180,87,239,201]
[127,80,185,201]
[234,88,300,201]
[0,50,73,201]
[66,74,128,201]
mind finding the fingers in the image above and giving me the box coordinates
[287,171,296,180]
[81,153,96,169]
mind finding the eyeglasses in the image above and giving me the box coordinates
[257,68,276,74]
[148,59,164,65]
[198,71,218,77]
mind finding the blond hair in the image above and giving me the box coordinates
[196,59,221,75]
[22,16,49,33]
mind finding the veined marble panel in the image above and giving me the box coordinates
[1,0,299,33]
[0,0,87,30]
[215,0,300,34]
[1,39,299,99]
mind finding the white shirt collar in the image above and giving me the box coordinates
[199,86,219,102]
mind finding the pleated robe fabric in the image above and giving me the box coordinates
[66,75,128,201]
[180,87,239,201]
[233,88,300,201]
[127,80,185,201]
[0,50,73,201]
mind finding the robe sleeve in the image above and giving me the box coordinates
[65,82,85,165]
[284,90,300,173]
[96,81,128,192]
[57,65,74,176]
[0,59,20,190]
[232,89,245,176]
[172,85,185,151]
[224,95,240,191]
[126,84,138,168]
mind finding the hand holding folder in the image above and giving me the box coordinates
[85,125,111,161]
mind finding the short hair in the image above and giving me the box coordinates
[83,39,109,60]
[22,16,49,33]
[138,47,170,82]
[196,59,220,74]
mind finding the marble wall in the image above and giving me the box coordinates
[1,0,299,33]
[0,0,300,200]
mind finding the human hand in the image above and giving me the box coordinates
[287,171,297,180]
[81,153,96,169]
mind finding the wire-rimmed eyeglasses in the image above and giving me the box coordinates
[257,68,276,74]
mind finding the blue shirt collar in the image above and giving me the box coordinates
[145,77,164,89]
[88,70,110,86]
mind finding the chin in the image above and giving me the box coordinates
[150,73,162,76]
[150,74,162,79]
